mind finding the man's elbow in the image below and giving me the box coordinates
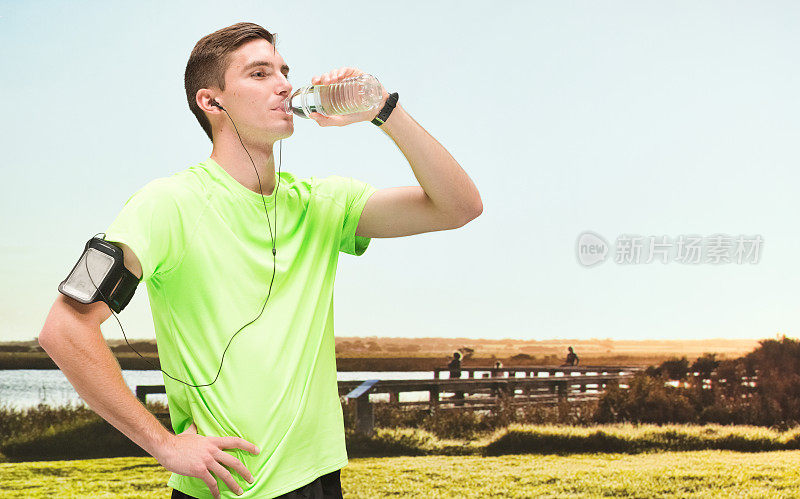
[38,327,62,354]
[37,331,48,349]
[457,200,483,227]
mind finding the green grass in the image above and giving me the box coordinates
[7,401,800,497]
[3,452,800,498]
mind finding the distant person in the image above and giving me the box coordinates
[447,352,464,406]
[561,346,580,366]
[448,351,462,379]
[491,361,504,378]
[491,360,504,398]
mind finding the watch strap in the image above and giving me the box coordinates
[371,92,399,126]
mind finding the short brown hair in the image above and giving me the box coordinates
[184,22,277,142]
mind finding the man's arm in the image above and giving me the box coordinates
[39,242,258,498]
[308,67,482,238]
[354,104,483,238]
[39,243,173,461]
[39,295,173,455]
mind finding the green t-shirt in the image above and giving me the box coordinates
[104,157,377,498]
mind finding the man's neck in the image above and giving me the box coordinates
[210,135,277,196]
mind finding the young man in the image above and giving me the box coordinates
[39,22,481,499]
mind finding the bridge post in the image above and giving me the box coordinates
[345,379,379,437]
[356,395,374,437]
[556,380,569,420]
[136,385,146,404]
[135,385,166,404]
[556,380,567,401]
[429,385,440,413]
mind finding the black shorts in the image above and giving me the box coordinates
[171,468,343,498]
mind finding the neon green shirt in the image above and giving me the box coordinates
[104,157,376,498]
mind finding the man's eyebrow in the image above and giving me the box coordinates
[242,60,290,73]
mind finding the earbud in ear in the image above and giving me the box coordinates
[211,100,224,110]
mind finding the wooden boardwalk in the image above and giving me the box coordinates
[136,365,641,435]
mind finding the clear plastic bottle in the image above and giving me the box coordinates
[281,74,384,119]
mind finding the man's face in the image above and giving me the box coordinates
[218,38,294,142]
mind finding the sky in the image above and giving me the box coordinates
[1,1,799,343]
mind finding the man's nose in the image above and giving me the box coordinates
[279,75,292,94]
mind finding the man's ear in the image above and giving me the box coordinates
[196,89,222,113]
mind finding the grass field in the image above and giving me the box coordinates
[2,451,800,498]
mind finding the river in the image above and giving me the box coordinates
[0,369,449,409]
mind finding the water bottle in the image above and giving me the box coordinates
[280,74,384,119]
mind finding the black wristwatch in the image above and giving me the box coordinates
[371,92,399,126]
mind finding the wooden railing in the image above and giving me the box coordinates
[136,365,643,435]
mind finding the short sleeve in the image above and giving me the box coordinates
[339,176,378,256]
[103,178,188,282]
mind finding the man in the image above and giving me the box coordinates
[447,351,462,379]
[448,351,465,406]
[38,22,481,499]
[562,346,580,366]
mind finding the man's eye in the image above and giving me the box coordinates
[252,71,289,80]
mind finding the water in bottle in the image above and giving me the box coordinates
[281,74,384,119]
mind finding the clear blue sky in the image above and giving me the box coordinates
[2,1,799,343]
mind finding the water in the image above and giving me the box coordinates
[0,369,618,410]
[0,370,437,410]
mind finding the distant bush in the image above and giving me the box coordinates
[0,400,169,462]
[0,345,30,353]
[646,356,690,380]
[8,401,800,461]
[483,423,787,456]
[594,373,697,424]
[594,335,800,428]
[110,341,158,353]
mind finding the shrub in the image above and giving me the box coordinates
[593,373,697,424]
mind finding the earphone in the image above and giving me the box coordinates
[86,96,283,389]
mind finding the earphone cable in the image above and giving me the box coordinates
[84,111,282,388]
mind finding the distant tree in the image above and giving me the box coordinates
[658,356,690,380]
[543,354,559,365]
[691,353,720,379]
[742,335,800,426]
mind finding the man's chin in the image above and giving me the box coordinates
[268,122,294,141]
[276,127,294,141]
